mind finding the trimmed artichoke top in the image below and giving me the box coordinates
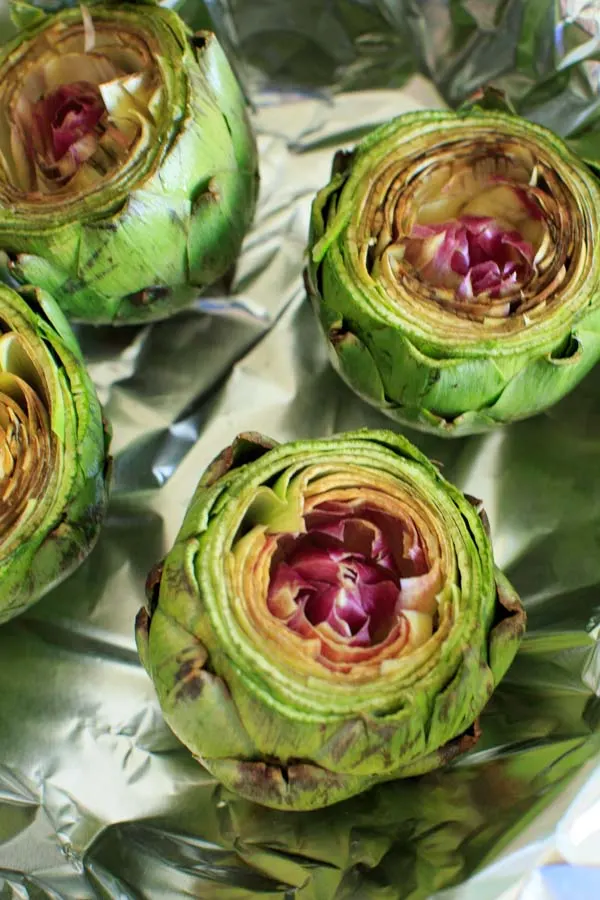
[0,280,110,623]
[0,1,259,324]
[0,6,160,198]
[136,430,525,811]
[308,110,600,436]
[385,133,588,328]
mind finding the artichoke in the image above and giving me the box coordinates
[0,279,110,623]
[306,109,600,436]
[136,430,525,811]
[0,0,258,324]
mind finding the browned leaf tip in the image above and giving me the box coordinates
[135,606,150,638]
[200,432,278,488]
[192,30,212,50]
[495,572,527,637]
[332,148,355,178]
[464,493,491,537]
[439,719,482,766]
[145,560,164,617]
[174,646,209,703]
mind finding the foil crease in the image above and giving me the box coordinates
[0,0,600,897]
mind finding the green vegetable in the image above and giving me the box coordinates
[0,279,110,623]
[136,429,525,811]
[307,109,600,436]
[0,1,258,324]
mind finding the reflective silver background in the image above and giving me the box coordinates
[0,1,599,897]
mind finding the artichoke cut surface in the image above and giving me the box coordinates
[136,430,525,810]
[0,281,110,623]
[307,110,600,436]
[0,2,259,324]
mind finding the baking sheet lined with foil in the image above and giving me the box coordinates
[0,0,600,897]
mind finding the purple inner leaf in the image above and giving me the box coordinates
[267,501,436,648]
[31,81,106,165]
[405,215,535,301]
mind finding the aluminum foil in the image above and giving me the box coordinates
[1,0,600,897]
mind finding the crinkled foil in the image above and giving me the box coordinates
[1,1,600,897]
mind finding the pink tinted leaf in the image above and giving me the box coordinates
[267,499,441,653]
[405,197,537,300]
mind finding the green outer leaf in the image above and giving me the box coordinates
[136,430,526,810]
[0,7,258,325]
[0,283,111,623]
[306,108,600,437]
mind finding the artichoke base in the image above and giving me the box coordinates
[135,578,490,811]
[199,722,481,811]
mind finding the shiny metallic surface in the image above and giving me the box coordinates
[1,0,600,897]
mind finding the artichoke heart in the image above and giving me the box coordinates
[307,110,600,436]
[0,2,259,324]
[0,281,110,623]
[136,430,525,811]
[0,8,158,197]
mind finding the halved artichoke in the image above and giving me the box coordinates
[307,110,600,436]
[0,279,110,623]
[136,430,525,811]
[0,0,258,324]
